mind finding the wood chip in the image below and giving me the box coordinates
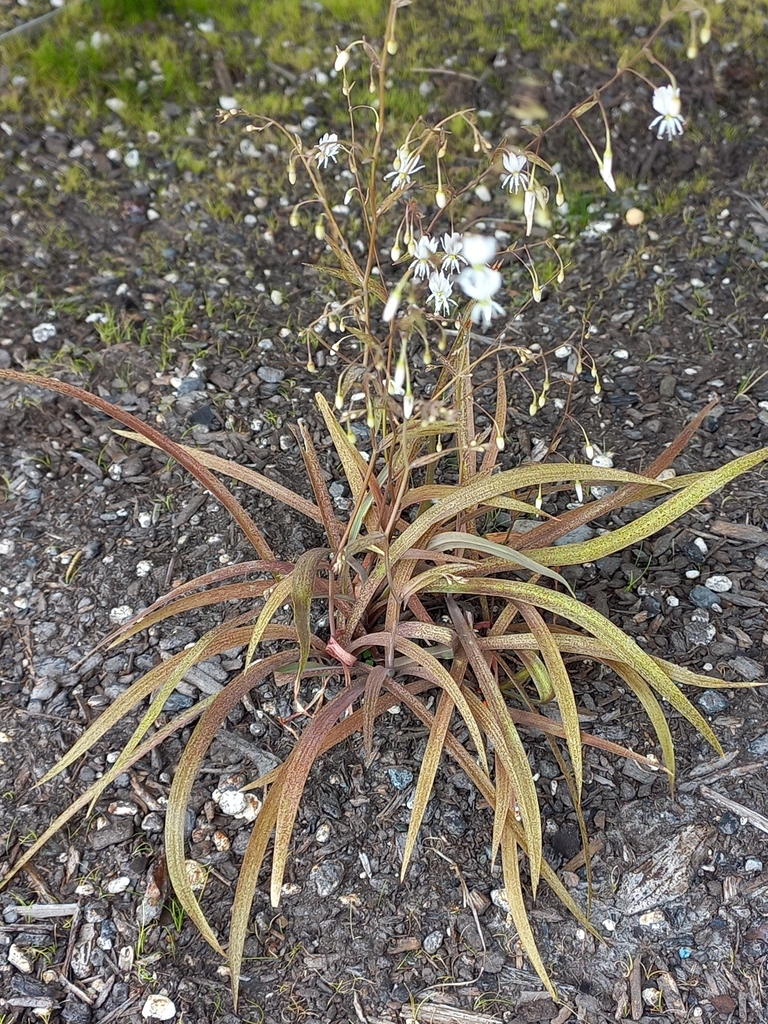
[709,520,768,544]
[404,1005,502,1023]
[655,970,686,1017]
[699,785,768,835]
[563,837,605,873]
[629,956,643,1021]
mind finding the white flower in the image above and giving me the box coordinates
[648,85,685,140]
[523,188,537,235]
[458,265,502,301]
[410,235,439,280]
[427,271,454,317]
[385,146,424,191]
[600,151,616,192]
[461,234,496,269]
[382,290,401,323]
[501,151,529,194]
[470,296,505,325]
[440,232,466,275]
[315,132,341,168]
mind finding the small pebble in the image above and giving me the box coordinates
[270,289,284,306]
[678,946,692,959]
[423,930,444,955]
[142,994,176,1020]
[625,207,644,226]
[8,943,34,972]
[717,811,740,836]
[666,595,680,607]
[219,96,238,110]
[109,605,133,625]
[32,322,57,343]
[744,858,763,872]
[387,768,413,790]
[105,97,126,114]
[125,148,140,168]
[705,575,732,593]
[490,888,510,913]
[310,860,344,897]
[689,585,721,610]
[748,734,768,756]
[697,691,728,714]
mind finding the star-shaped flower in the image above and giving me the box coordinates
[440,232,467,275]
[501,151,529,194]
[648,86,685,140]
[410,235,439,280]
[384,146,424,191]
[315,132,341,168]
[427,271,454,317]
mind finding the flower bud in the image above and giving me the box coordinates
[435,188,447,209]
[344,188,355,205]
[334,48,350,72]
[390,243,402,262]
[288,161,296,185]
[574,480,583,503]
[496,433,505,451]
[387,38,398,55]
[403,390,414,420]
[437,142,447,159]
[289,209,300,228]
[529,400,538,417]
[328,318,337,333]
[532,283,542,302]
[335,390,343,410]
[700,19,711,44]
[382,289,401,323]
[585,442,594,460]
[556,187,565,206]
[306,359,317,373]
[687,41,698,59]
[557,269,565,284]
[314,219,326,241]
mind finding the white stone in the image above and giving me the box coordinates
[105,97,126,114]
[591,453,614,469]
[490,888,510,913]
[704,575,732,593]
[125,149,140,168]
[554,345,571,359]
[106,876,131,894]
[109,605,133,625]
[146,209,160,221]
[666,595,679,607]
[613,348,629,359]
[142,994,176,1020]
[270,289,284,306]
[136,560,153,577]
[8,943,34,972]
[32,322,57,343]
[693,537,708,555]
[219,96,238,111]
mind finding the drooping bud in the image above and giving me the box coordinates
[289,210,300,228]
[386,38,398,55]
[700,11,711,44]
[390,243,402,262]
[532,283,542,302]
[496,433,505,451]
[288,161,297,185]
[557,268,565,284]
[334,48,350,72]
[574,480,584,503]
[435,188,447,209]
[382,287,402,323]
[306,359,317,373]
[529,400,538,417]
[344,188,355,205]
[314,219,326,241]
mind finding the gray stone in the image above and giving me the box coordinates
[29,678,59,701]
[423,930,444,955]
[257,366,285,384]
[685,618,716,646]
[659,375,677,399]
[387,768,413,790]
[748,733,768,756]
[697,691,729,714]
[310,859,344,897]
[689,586,721,610]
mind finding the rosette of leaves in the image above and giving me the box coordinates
[1,363,765,1004]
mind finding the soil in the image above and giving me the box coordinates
[1,7,768,1024]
